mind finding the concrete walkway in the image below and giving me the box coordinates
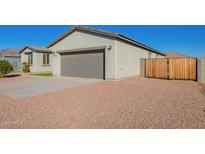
[0,76,100,98]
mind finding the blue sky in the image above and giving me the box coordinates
[0,25,205,57]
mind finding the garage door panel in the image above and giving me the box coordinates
[61,50,104,79]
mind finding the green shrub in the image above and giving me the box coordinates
[0,60,13,77]
[22,62,30,73]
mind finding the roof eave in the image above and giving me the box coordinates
[47,26,119,48]
[47,28,76,48]
[19,47,28,53]
[117,35,165,56]
[3,55,21,58]
[35,50,52,53]
[20,46,52,53]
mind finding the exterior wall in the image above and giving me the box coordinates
[21,48,31,64]
[49,30,116,79]
[115,40,164,78]
[198,57,205,83]
[21,48,32,71]
[21,48,52,73]
[140,58,146,77]
[33,52,52,72]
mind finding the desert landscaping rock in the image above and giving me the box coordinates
[0,77,205,128]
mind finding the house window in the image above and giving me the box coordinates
[148,52,152,58]
[43,54,50,65]
[28,53,33,65]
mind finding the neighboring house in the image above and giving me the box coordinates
[20,46,52,73]
[165,52,190,58]
[0,48,21,70]
[21,26,165,79]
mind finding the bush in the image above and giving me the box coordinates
[0,60,13,77]
[22,62,30,73]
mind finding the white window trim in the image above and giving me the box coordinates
[28,53,33,66]
[43,53,50,66]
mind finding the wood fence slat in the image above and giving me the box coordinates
[145,57,197,80]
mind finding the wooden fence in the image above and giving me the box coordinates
[145,57,197,80]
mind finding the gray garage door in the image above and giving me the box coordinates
[61,50,105,79]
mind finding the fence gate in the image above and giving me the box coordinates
[145,57,197,80]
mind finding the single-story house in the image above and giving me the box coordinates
[48,26,165,79]
[20,45,52,73]
[21,26,165,79]
[0,48,21,70]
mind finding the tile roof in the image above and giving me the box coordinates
[164,52,190,58]
[20,45,52,53]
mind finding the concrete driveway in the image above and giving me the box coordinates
[0,76,100,98]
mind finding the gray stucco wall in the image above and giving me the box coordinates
[198,57,205,83]
[21,48,31,64]
[49,30,116,79]
[115,40,164,78]
[140,58,146,77]
[34,52,52,72]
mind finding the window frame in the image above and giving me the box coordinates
[43,53,50,66]
[28,53,33,66]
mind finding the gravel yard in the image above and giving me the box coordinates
[0,77,205,128]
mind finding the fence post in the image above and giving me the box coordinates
[140,58,146,77]
[196,58,198,81]
[167,58,169,80]
[198,57,205,83]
